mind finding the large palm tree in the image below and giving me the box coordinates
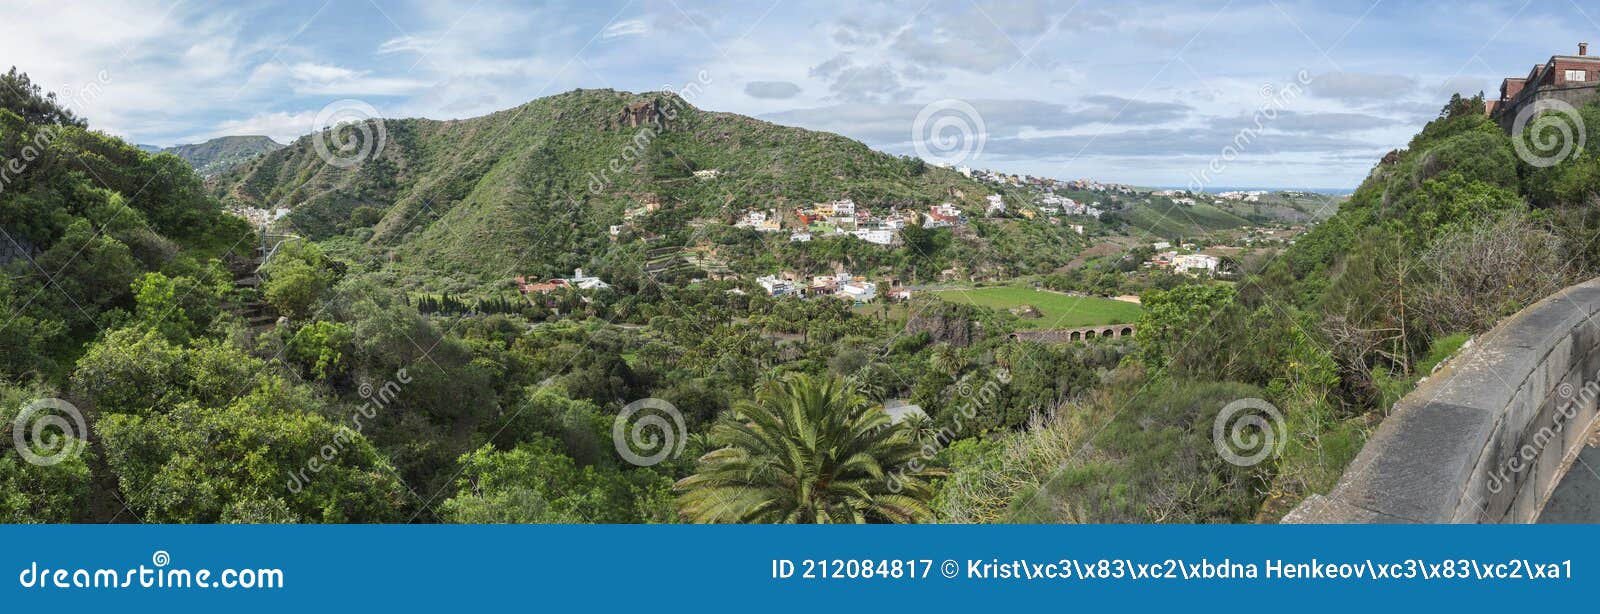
[929,344,962,377]
[675,374,942,523]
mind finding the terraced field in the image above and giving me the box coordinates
[932,285,1142,329]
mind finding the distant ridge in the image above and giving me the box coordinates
[160,135,285,177]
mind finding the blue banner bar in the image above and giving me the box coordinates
[2,525,1593,611]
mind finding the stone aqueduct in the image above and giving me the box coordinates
[1008,324,1136,344]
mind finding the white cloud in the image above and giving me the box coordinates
[601,19,648,40]
[204,109,320,144]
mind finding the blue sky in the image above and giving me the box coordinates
[4,0,1598,188]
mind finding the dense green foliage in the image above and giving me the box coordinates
[676,374,939,523]
[10,73,1599,525]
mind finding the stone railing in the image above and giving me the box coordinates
[1286,277,1600,523]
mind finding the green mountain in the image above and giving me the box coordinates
[162,135,284,177]
[212,89,1085,290]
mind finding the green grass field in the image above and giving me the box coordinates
[1124,200,1253,240]
[932,286,1142,329]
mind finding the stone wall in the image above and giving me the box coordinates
[1286,277,1600,523]
[1495,83,1600,132]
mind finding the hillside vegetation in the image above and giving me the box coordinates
[162,135,284,177]
[212,89,1085,292]
[936,93,1600,522]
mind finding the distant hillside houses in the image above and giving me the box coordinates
[755,270,884,303]
[960,166,1137,194]
[925,203,964,228]
[1066,178,1136,194]
[1216,190,1267,202]
[735,208,783,232]
[786,198,916,246]
[231,206,292,227]
[1036,193,1103,218]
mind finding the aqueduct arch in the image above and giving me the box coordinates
[1009,324,1137,344]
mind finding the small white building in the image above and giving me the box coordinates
[756,275,796,297]
[789,231,812,242]
[1172,254,1220,275]
[852,228,894,245]
[736,209,768,227]
[570,269,611,290]
[838,280,878,302]
[985,194,1006,215]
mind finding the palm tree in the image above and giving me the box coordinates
[929,344,961,377]
[902,413,941,448]
[994,343,1017,370]
[675,374,942,523]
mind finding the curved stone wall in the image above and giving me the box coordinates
[1286,277,1600,523]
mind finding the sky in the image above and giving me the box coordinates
[3,0,1597,189]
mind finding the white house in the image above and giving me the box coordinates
[789,231,812,242]
[852,228,895,245]
[736,209,767,227]
[1172,254,1220,275]
[570,269,611,290]
[756,275,796,297]
[816,199,856,217]
[838,280,878,302]
[985,194,1006,215]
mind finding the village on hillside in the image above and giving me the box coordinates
[502,165,1320,313]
